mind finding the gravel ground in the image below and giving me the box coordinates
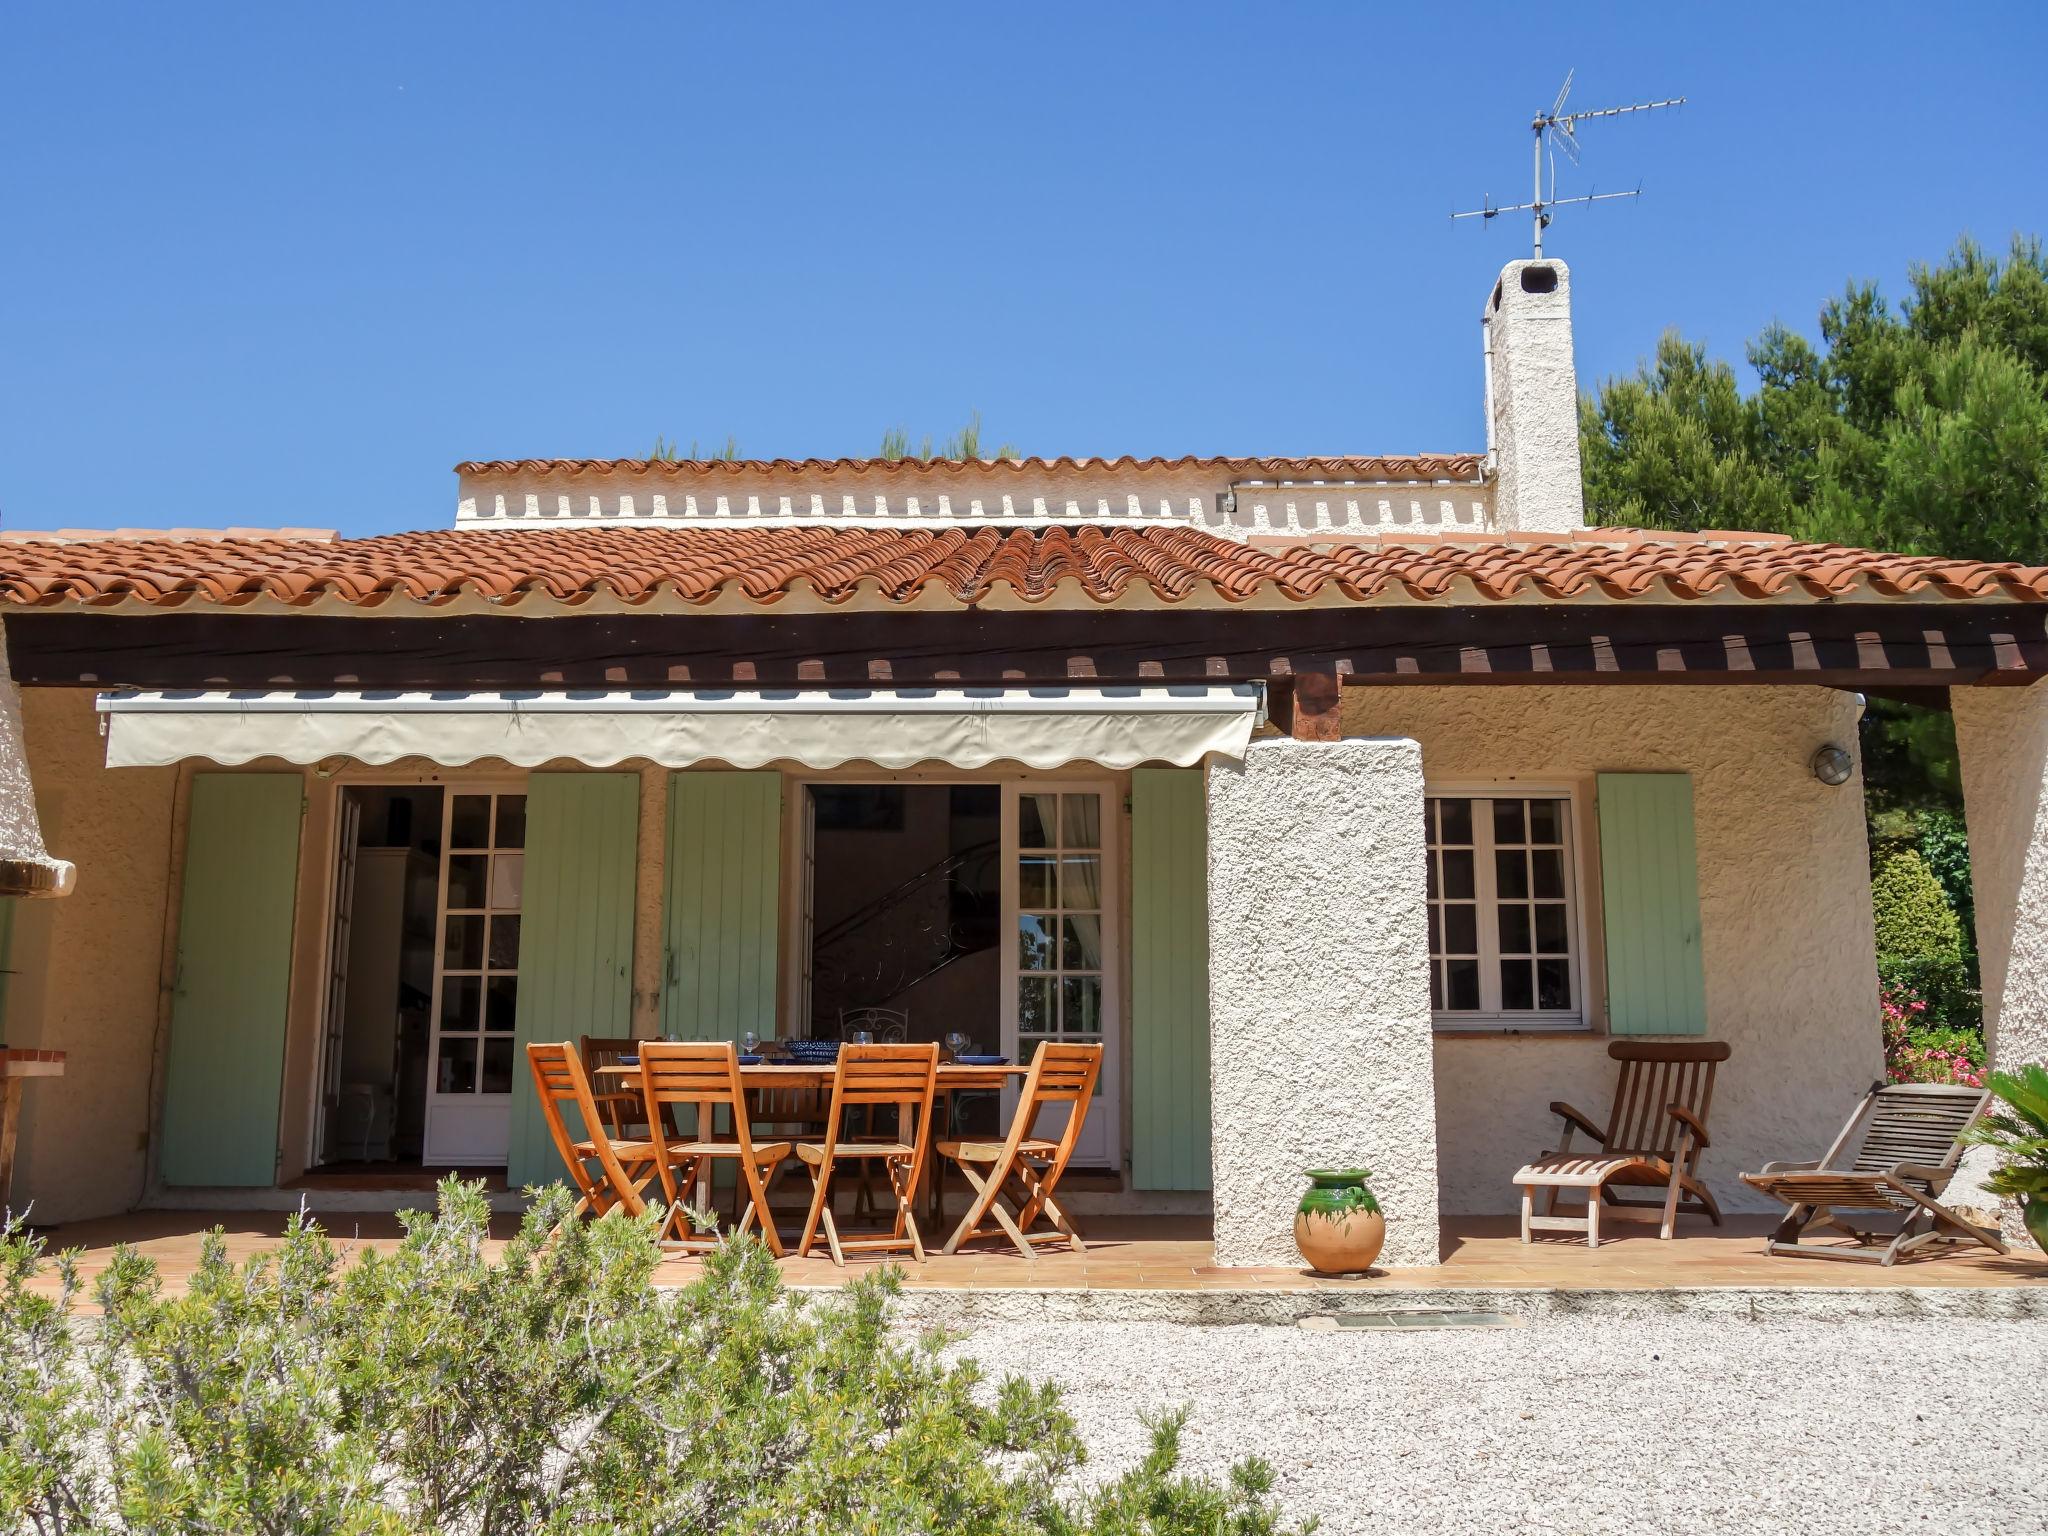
[948,1315,2048,1535]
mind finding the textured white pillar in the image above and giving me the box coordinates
[1205,737,1439,1268]
[1951,685,2048,1239]
[0,621,75,897]
[1486,258,1587,535]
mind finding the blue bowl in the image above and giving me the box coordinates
[618,1054,639,1066]
[957,1054,1008,1066]
[737,1054,763,1066]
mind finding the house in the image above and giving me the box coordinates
[1,258,2043,1268]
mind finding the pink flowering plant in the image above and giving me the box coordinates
[1881,984,1986,1088]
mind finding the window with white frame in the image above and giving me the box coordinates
[1426,792,1586,1029]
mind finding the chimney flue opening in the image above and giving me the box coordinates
[1518,264,1559,295]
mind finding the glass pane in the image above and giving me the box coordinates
[451,795,492,850]
[443,913,484,970]
[1501,960,1535,1011]
[1430,959,1445,1011]
[480,1037,514,1094]
[1018,975,1054,1034]
[1061,976,1103,1035]
[1017,914,1056,972]
[1531,848,1565,899]
[1441,848,1475,900]
[1443,903,1478,954]
[1018,855,1055,909]
[1496,850,1529,899]
[1060,914,1102,970]
[437,1036,478,1094]
[1428,905,1443,953]
[1017,793,1057,849]
[1446,959,1481,1011]
[439,974,480,1031]
[1426,853,1440,900]
[447,855,488,910]
[1438,798,1472,844]
[1060,854,1102,911]
[495,795,528,849]
[1537,958,1573,1010]
[1499,904,1532,955]
[1060,794,1100,849]
[1493,799,1526,844]
[488,915,521,971]
[486,975,519,1031]
[1528,799,1562,844]
[490,853,524,911]
[1534,903,1569,954]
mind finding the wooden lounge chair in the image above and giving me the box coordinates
[938,1040,1102,1260]
[1739,1081,2008,1265]
[1515,1040,1730,1246]
[525,1042,657,1220]
[795,1043,940,1266]
[637,1041,793,1255]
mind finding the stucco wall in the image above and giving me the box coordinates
[5,689,176,1222]
[1206,738,1439,1266]
[1340,685,1881,1216]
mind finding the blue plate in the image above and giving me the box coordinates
[737,1054,763,1066]
[957,1054,1008,1066]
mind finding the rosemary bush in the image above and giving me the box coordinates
[1,1180,1309,1536]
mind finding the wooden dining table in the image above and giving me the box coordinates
[596,1057,1027,1223]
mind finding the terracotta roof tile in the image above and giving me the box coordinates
[454,453,1484,481]
[1,525,2043,612]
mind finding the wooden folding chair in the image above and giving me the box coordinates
[579,1034,646,1139]
[1515,1040,1730,1247]
[524,1042,658,1220]
[795,1043,939,1266]
[938,1040,1102,1260]
[638,1041,793,1256]
[1740,1082,2007,1265]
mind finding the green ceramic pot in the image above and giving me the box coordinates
[1294,1168,1385,1275]
[2024,1197,2048,1258]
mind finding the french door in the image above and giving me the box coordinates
[1000,781,1120,1169]
[423,785,526,1165]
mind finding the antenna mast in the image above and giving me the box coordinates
[1452,70,1685,257]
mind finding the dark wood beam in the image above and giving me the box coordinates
[5,605,2044,692]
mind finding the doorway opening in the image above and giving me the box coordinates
[311,783,524,1176]
[805,784,1002,1050]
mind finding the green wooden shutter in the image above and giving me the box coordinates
[161,773,303,1186]
[1131,768,1212,1191]
[1596,772,1708,1036]
[507,772,640,1188]
[662,772,781,1042]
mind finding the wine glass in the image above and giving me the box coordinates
[944,1030,971,1060]
[851,1028,874,1046]
[740,1029,758,1055]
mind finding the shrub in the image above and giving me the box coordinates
[1872,848,1964,962]
[0,1181,1313,1536]
[1877,953,1982,1032]
[1881,984,1984,1087]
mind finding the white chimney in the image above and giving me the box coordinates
[0,623,75,898]
[1484,258,1586,534]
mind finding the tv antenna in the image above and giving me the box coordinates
[1451,70,1685,258]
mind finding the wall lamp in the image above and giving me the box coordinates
[1811,744,1855,787]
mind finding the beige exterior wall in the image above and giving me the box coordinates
[5,689,178,1223]
[1342,685,1882,1216]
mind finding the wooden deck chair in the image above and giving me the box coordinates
[1739,1081,2007,1265]
[524,1042,658,1220]
[1515,1040,1730,1247]
[637,1041,792,1256]
[579,1035,646,1139]
[938,1040,1102,1260]
[795,1043,939,1266]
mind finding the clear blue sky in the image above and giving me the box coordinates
[4,4,2044,537]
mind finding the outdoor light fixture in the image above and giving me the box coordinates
[1811,744,1854,786]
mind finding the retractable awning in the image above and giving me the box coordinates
[95,685,1265,772]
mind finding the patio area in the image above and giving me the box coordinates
[20,1209,2042,1305]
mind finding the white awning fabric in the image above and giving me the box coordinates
[96,686,1264,772]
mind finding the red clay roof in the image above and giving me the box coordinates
[454,453,1485,481]
[1,524,2043,611]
